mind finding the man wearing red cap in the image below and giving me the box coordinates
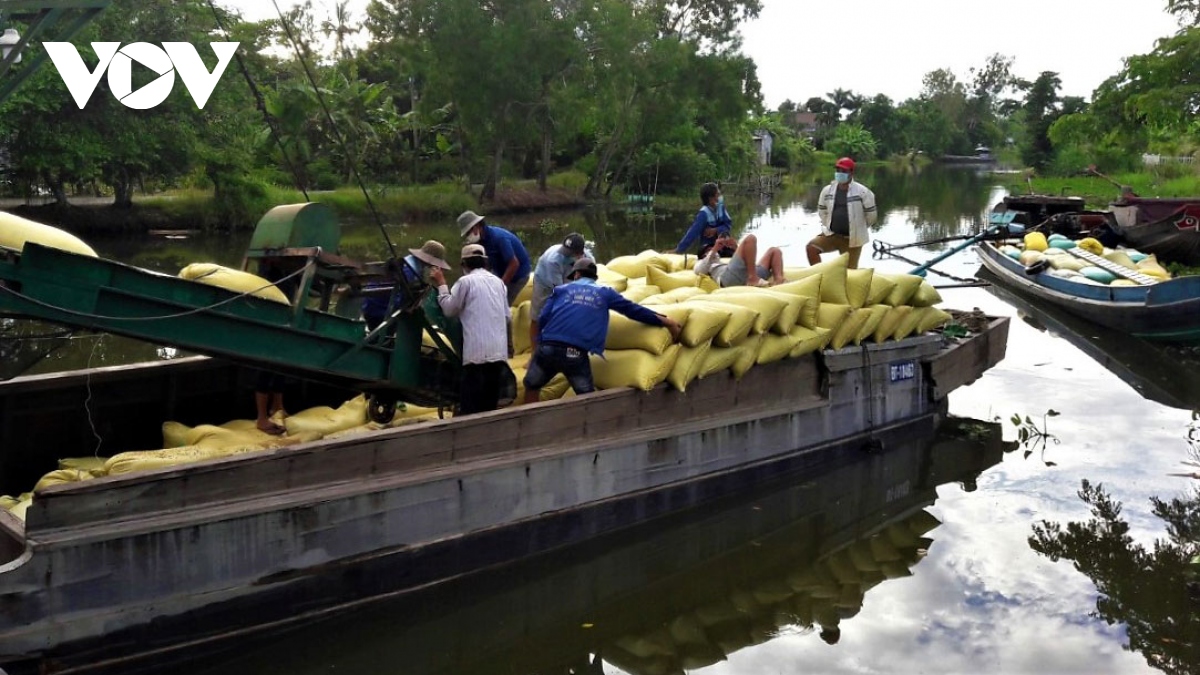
[807,157,877,268]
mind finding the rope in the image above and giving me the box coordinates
[0,262,313,322]
[269,0,398,261]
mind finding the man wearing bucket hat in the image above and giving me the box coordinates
[360,240,451,331]
[524,258,682,404]
[807,157,877,269]
[458,210,530,305]
[529,232,590,349]
[430,244,511,414]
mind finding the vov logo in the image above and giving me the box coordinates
[43,42,239,110]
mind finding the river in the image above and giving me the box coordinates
[15,165,1200,674]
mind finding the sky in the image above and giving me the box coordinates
[223,0,1182,107]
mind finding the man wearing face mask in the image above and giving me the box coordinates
[360,240,451,331]
[458,210,531,306]
[674,182,736,258]
[529,232,589,350]
[807,157,877,269]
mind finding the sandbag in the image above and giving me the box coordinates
[0,210,97,256]
[1109,279,1139,287]
[816,303,852,332]
[1023,231,1048,252]
[605,255,652,279]
[656,304,721,348]
[1077,237,1103,255]
[784,253,851,304]
[179,263,290,305]
[667,341,712,392]
[647,266,701,292]
[879,273,924,307]
[829,307,873,350]
[659,253,693,273]
[731,334,765,378]
[284,395,368,436]
[0,495,18,510]
[512,302,532,354]
[698,345,742,379]
[1018,250,1044,266]
[873,306,912,343]
[909,282,943,308]
[711,289,795,334]
[1048,255,1088,272]
[1049,238,1076,250]
[9,496,32,521]
[591,345,681,391]
[893,307,930,341]
[917,307,952,333]
[687,300,758,347]
[34,469,94,492]
[621,285,662,303]
[789,326,831,358]
[57,456,109,476]
[513,276,534,306]
[635,250,675,273]
[596,264,629,292]
[999,244,1022,259]
[855,305,891,345]
[162,421,192,448]
[648,286,707,304]
[607,311,675,354]
[845,268,875,309]
[757,332,801,365]
[540,373,573,400]
[697,273,720,293]
[768,276,821,328]
[105,444,265,476]
[1078,266,1117,284]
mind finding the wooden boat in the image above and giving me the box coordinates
[1109,196,1200,267]
[980,266,1200,410]
[975,240,1200,342]
[0,318,1008,673]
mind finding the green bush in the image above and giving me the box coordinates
[629,144,717,194]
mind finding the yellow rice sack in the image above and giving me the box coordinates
[783,253,851,304]
[917,307,953,333]
[1103,250,1138,270]
[621,285,661,302]
[688,300,758,346]
[57,457,109,476]
[829,308,873,350]
[591,344,681,391]
[647,266,701,292]
[596,264,629,292]
[667,341,712,392]
[0,210,98,257]
[635,250,675,273]
[770,276,822,328]
[284,395,368,436]
[697,273,720,293]
[873,306,912,343]
[9,496,32,521]
[698,345,743,379]
[731,334,765,378]
[179,263,290,305]
[845,268,875,309]
[757,332,801,365]
[34,469,94,492]
[816,303,853,332]
[1023,231,1048,252]
[605,255,651,278]
[879,273,924,307]
[909,282,943,308]
[658,304,724,348]
[606,311,675,354]
[540,373,573,400]
[706,290,786,334]
[513,276,534,306]
[1077,237,1103,255]
[0,495,18,510]
[660,253,693,273]
[512,301,532,354]
[789,326,831,358]
[855,305,891,345]
[893,307,931,341]
[105,444,265,476]
[647,286,707,304]
[162,421,192,448]
[711,289,794,334]
[865,273,897,306]
[1110,279,1139,287]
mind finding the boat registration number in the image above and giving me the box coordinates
[889,361,916,383]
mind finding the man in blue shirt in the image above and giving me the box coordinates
[673,182,736,258]
[524,259,682,403]
[459,210,531,305]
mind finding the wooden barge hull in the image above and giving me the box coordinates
[0,320,1008,669]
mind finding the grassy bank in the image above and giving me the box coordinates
[1005,172,1200,209]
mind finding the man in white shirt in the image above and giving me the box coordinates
[431,244,512,415]
[807,157,877,269]
[530,232,588,349]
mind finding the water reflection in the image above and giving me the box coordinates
[178,416,1015,675]
[1030,480,1200,673]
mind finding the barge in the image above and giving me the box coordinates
[0,316,1008,672]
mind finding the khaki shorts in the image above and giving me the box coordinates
[807,233,863,268]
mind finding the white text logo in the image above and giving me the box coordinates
[44,42,239,110]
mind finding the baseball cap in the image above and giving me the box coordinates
[562,233,586,255]
[461,243,486,259]
[570,258,598,277]
[835,157,855,171]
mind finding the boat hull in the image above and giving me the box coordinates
[1110,198,1200,267]
[0,323,1008,670]
[976,242,1200,342]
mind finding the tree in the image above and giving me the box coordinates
[1167,0,1200,26]
[1021,71,1063,169]
[824,123,877,160]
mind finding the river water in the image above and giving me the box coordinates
[19,166,1200,674]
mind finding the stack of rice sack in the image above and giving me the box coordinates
[508,251,951,400]
[598,508,940,675]
[0,396,445,519]
[998,232,1173,286]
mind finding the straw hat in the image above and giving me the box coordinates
[408,240,451,270]
[457,210,485,237]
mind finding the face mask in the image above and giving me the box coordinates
[835,172,850,184]
[465,231,481,245]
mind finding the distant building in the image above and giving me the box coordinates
[785,111,820,136]
[752,130,773,166]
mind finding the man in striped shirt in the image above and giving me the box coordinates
[432,244,512,415]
